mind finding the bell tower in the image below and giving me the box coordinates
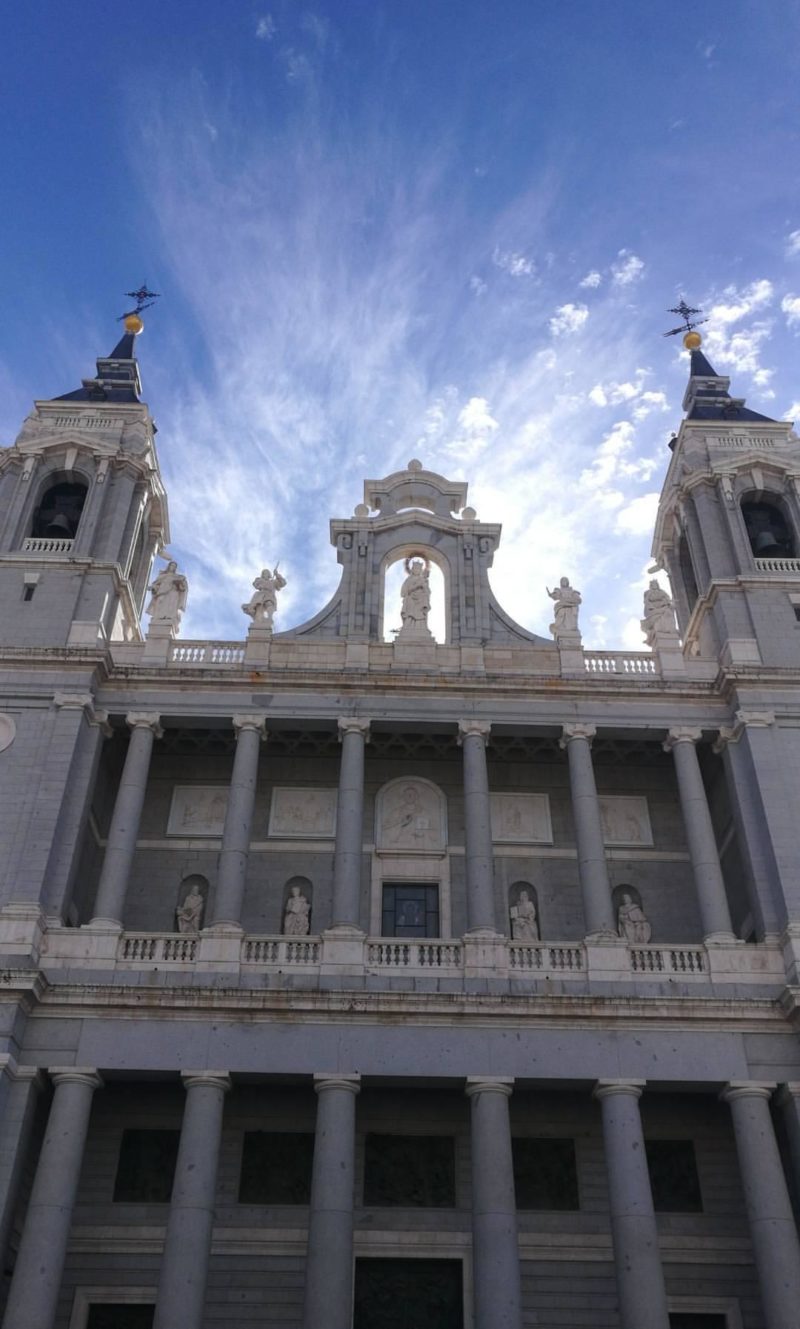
[652,330,800,668]
[0,313,169,649]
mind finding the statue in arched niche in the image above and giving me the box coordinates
[397,555,434,641]
[283,882,311,936]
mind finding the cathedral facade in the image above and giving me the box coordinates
[0,318,799,1328]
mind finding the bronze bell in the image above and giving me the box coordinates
[43,512,74,538]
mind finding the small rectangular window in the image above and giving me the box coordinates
[22,585,35,602]
[239,1131,314,1204]
[512,1137,579,1210]
[113,1129,180,1203]
[87,1305,155,1328]
[646,1139,703,1212]
[364,1134,456,1207]
[381,883,440,937]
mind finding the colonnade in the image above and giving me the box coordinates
[87,713,736,942]
[3,1072,800,1329]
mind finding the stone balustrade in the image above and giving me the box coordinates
[24,927,787,988]
[168,641,246,665]
[754,557,800,574]
[584,652,657,675]
[21,536,74,555]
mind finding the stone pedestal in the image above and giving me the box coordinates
[392,638,438,668]
[244,624,272,666]
[142,621,175,665]
[554,630,585,677]
[645,625,686,678]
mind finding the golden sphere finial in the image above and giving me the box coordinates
[683,330,702,351]
[123,312,144,336]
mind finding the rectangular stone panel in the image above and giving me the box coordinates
[598,794,653,846]
[167,785,229,837]
[268,787,338,838]
[490,792,553,844]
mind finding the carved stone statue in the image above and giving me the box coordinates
[397,556,433,640]
[146,561,188,631]
[617,892,652,944]
[510,889,539,942]
[176,884,205,934]
[283,884,311,936]
[547,576,582,638]
[641,579,678,640]
[242,565,287,628]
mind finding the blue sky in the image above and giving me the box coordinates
[2,0,800,647]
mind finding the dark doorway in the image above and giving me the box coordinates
[669,1315,727,1328]
[354,1258,463,1329]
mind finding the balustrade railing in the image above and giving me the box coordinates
[367,939,463,969]
[118,933,198,963]
[754,557,800,574]
[21,536,74,555]
[508,942,585,972]
[584,652,657,676]
[630,944,706,975]
[169,641,246,665]
[242,936,321,965]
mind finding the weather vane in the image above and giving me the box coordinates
[118,285,161,321]
[662,299,708,339]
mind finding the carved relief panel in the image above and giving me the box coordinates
[598,795,653,846]
[269,788,338,838]
[375,778,447,853]
[490,793,553,844]
[168,786,229,836]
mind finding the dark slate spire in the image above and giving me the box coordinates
[53,313,144,404]
[681,333,776,424]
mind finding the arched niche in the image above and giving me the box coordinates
[283,875,313,936]
[175,873,209,933]
[30,474,89,541]
[740,493,796,559]
[379,545,450,644]
[508,882,540,942]
[375,777,448,853]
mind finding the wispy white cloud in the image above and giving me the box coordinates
[701,279,776,389]
[785,230,800,257]
[579,270,602,289]
[785,401,800,421]
[255,14,276,40]
[611,249,645,286]
[615,491,660,535]
[549,302,588,335]
[781,294,800,328]
[492,247,536,277]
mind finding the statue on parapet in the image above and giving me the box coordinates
[617,893,652,945]
[242,565,286,629]
[641,579,678,643]
[176,883,205,934]
[547,576,582,639]
[396,555,434,641]
[146,560,188,632]
[283,884,311,936]
[510,889,539,942]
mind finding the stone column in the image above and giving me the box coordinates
[3,1068,102,1329]
[0,1060,43,1268]
[153,1072,231,1329]
[664,727,734,941]
[331,719,370,931]
[209,715,267,929]
[593,1081,670,1329]
[43,697,111,920]
[465,1077,522,1329]
[560,724,616,937]
[91,713,163,927]
[302,1074,360,1329]
[458,720,497,934]
[713,717,782,940]
[721,1082,800,1329]
[776,1083,800,1205]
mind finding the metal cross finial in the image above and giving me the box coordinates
[662,298,708,338]
[118,285,161,321]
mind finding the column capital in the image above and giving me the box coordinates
[721,1080,777,1104]
[559,722,596,749]
[713,710,775,752]
[663,725,702,751]
[181,1070,232,1092]
[465,1076,514,1099]
[232,713,268,738]
[337,717,371,741]
[313,1073,361,1096]
[0,1055,43,1086]
[457,719,491,744]
[48,1067,103,1090]
[593,1079,645,1101]
[125,711,164,739]
[53,694,112,736]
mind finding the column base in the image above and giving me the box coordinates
[244,626,272,665]
[463,932,509,978]
[585,936,631,982]
[83,916,123,932]
[197,928,243,972]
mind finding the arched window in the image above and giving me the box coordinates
[31,479,88,541]
[741,498,795,559]
[678,535,699,613]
